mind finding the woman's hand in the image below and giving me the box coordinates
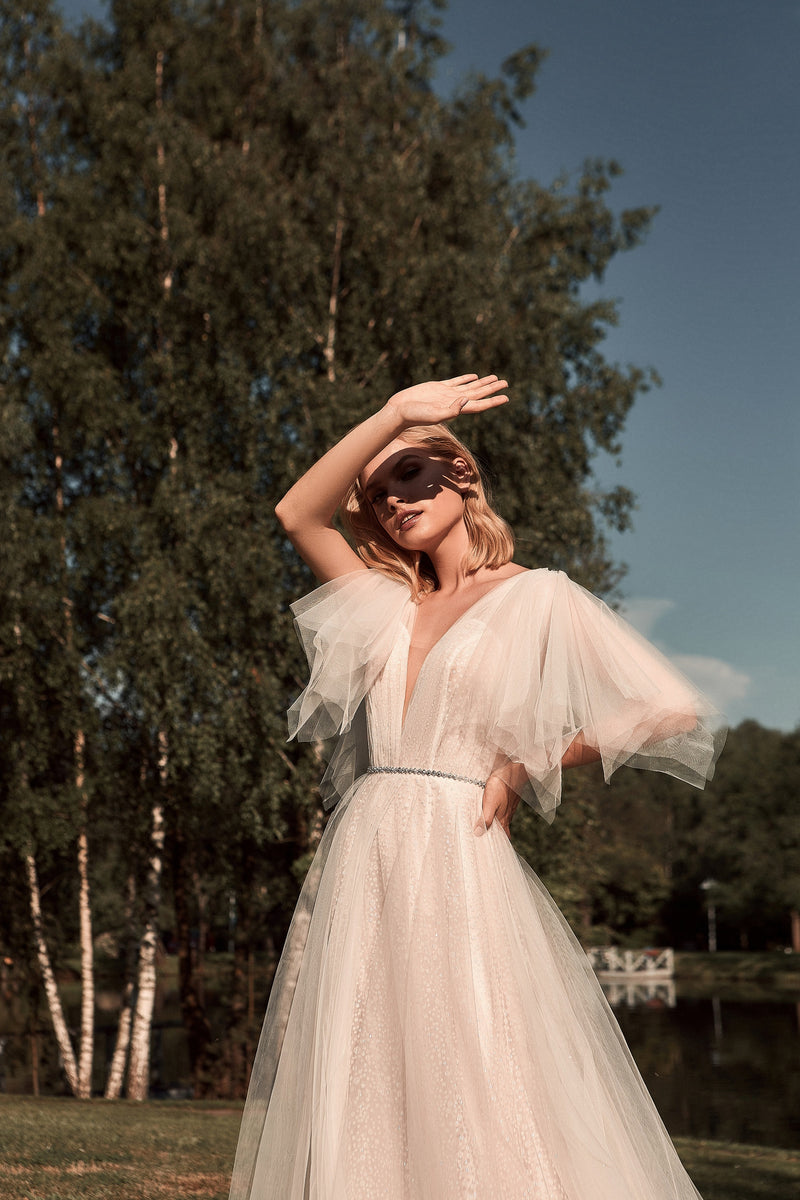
[387,374,509,428]
[475,769,522,838]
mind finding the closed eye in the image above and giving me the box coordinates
[366,455,422,505]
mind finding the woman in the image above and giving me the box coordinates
[229,374,724,1199]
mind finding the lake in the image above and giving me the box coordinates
[2,983,799,1151]
[608,986,800,1150]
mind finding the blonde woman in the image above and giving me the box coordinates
[229,374,723,1200]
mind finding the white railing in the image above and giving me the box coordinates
[586,946,675,977]
[602,978,677,1009]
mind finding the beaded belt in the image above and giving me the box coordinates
[366,765,486,789]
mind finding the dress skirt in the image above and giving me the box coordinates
[229,771,701,1199]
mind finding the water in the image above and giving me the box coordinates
[607,987,800,1149]
[2,986,799,1150]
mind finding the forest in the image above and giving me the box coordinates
[1,0,797,1103]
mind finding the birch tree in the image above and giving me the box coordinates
[0,0,104,1098]
[1,0,664,1098]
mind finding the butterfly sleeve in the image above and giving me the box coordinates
[478,570,726,820]
[286,570,410,809]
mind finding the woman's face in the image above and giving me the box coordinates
[360,439,470,551]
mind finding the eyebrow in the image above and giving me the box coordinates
[364,453,419,500]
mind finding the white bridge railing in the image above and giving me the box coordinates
[601,978,677,1008]
[586,946,675,977]
[587,947,676,1008]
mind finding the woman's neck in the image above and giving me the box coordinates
[425,521,476,595]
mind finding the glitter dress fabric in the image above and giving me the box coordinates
[229,569,724,1200]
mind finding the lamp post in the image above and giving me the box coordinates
[700,879,718,953]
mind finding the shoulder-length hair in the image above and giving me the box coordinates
[341,423,514,599]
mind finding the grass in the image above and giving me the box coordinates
[675,951,800,994]
[0,1096,241,1200]
[1,1097,799,1199]
[676,1138,800,1200]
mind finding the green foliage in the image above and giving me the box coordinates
[0,0,665,1094]
[511,722,800,953]
[673,721,800,949]
[512,763,675,946]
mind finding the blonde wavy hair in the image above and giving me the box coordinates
[341,424,514,599]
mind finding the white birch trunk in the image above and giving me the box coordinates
[24,851,80,1095]
[105,982,134,1100]
[324,202,344,382]
[124,47,175,1103]
[75,732,94,1099]
[52,415,97,1099]
[105,874,137,1099]
[126,733,167,1101]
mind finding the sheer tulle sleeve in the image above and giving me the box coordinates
[478,570,726,820]
[287,570,410,806]
[288,569,410,740]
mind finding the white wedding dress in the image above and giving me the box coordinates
[229,569,723,1200]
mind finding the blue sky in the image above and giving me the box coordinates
[437,0,799,732]
[60,0,798,731]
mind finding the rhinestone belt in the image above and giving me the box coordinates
[366,765,486,789]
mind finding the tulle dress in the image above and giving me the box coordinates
[229,568,724,1200]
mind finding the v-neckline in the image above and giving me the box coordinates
[400,571,527,732]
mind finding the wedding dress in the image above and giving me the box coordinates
[229,568,723,1200]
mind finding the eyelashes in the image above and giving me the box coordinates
[369,466,420,506]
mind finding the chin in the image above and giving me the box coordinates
[390,532,427,552]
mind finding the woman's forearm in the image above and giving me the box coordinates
[561,733,602,770]
[275,404,405,534]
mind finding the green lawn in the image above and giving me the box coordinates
[0,1096,240,1200]
[676,1138,800,1200]
[675,951,800,992]
[1,1096,798,1199]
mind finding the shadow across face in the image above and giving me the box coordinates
[361,446,472,538]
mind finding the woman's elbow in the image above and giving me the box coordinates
[676,710,698,735]
[275,497,298,534]
[561,736,601,770]
[653,709,698,741]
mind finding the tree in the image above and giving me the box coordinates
[511,763,677,947]
[0,0,107,1098]
[1,0,659,1096]
[676,722,800,950]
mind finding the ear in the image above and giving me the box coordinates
[451,457,473,494]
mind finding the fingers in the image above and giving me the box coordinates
[494,804,513,837]
[477,377,509,396]
[474,780,503,837]
[459,374,505,394]
[444,373,508,394]
[474,775,519,838]
[460,392,509,413]
[457,376,508,407]
[473,812,490,837]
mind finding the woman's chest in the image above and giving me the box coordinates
[369,617,500,743]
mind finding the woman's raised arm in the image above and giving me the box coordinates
[274,374,508,581]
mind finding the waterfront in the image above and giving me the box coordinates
[2,979,799,1151]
